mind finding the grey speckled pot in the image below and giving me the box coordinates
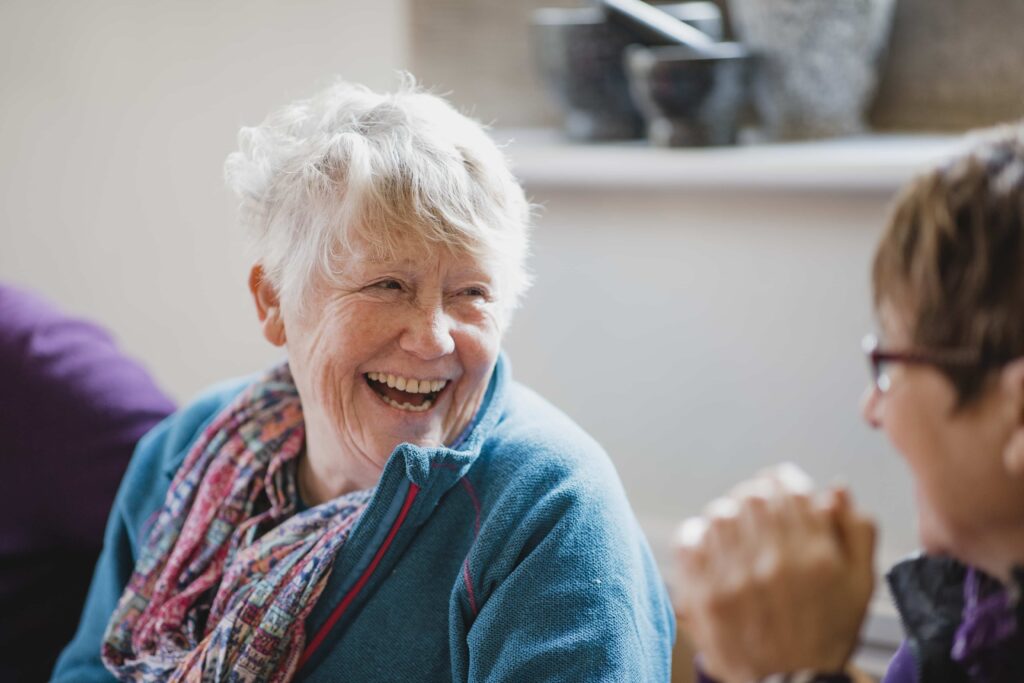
[729,0,895,140]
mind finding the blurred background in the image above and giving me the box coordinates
[3,0,1022,676]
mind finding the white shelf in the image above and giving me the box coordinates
[498,128,966,194]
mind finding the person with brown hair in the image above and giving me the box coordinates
[674,126,1024,682]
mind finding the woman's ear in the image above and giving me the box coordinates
[248,265,286,347]
[1000,358,1024,476]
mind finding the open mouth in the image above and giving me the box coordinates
[365,372,447,413]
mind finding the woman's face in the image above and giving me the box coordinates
[270,236,503,482]
[860,305,1021,564]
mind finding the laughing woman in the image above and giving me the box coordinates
[52,81,674,682]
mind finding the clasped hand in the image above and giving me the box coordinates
[674,464,877,683]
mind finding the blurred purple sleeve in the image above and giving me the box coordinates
[0,284,175,550]
[0,283,175,682]
[880,640,916,683]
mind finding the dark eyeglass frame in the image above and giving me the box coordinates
[861,333,981,393]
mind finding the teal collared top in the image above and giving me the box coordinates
[53,354,676,682]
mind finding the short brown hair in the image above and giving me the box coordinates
[872,125,1024,405]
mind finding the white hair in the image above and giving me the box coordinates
[224,77,533,320]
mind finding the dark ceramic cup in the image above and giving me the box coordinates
[625,42,752,147]
[532,3,723,142]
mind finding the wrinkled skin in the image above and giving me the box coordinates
[674,464,876,682]
[250,236,504,504]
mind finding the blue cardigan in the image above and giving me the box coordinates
[53,356,676,681]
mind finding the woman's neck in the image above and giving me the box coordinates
[960,524,1024,585]
[298,423,382,506]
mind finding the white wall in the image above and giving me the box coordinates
[501,177,922,575]
[0,0,407,401]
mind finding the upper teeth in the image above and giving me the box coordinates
[367,372,447,394]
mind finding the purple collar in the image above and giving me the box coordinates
[950,565,1023,681]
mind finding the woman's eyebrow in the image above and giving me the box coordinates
[358,256,489,278]
[451,269,493,282]
[360,256,419,268]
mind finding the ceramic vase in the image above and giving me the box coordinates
[729,0,895,140]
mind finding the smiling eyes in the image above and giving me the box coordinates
[374,279,403,291]
[367,279,490,300]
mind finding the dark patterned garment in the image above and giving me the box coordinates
[884,556,1024,683]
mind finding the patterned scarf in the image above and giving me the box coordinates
[102,363,373,682]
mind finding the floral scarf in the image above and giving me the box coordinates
[102,363,373,682]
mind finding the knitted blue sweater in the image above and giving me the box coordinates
[52,355,675,681]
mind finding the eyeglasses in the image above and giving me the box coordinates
[861,334,981,393]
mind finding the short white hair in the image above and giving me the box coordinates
[224,77,533,320]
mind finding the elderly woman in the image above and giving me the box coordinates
[674,127,1024,682]
[52,81,674,682]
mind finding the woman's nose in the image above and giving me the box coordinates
[860,384,882,430]
[400,304,456,359]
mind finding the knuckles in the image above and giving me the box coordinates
[674,468,876,681]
